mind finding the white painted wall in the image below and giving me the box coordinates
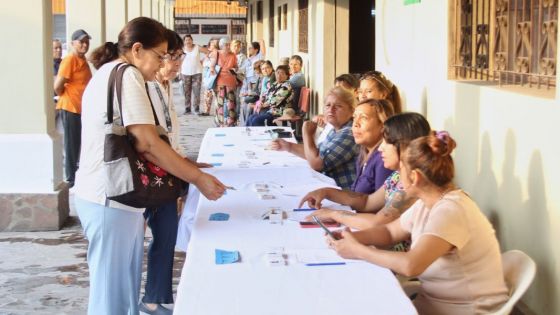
[0,0,63,192]
[376,1,560,314]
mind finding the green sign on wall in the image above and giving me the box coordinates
[404,0,421,5]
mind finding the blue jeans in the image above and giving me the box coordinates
[76,198,144,315]
[246,112,275,126]
[142,201,179,304]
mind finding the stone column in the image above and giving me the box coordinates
[313,0,336,105]
[105,0,128,42]
[168,3,175,29]
[142,0,152,17]
[152,0,160,21]
[66,0,105,52]
[0,0,68,231]
[160,1,167,26]
[128,0,142,21]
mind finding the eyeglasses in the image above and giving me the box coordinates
[149,49,171,62]
[169,52,185,62]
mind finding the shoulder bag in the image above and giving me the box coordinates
[103,63,184,208]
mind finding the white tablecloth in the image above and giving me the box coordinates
[174,127,417,315]
[177,126,309,250]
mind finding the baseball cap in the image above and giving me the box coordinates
[71,29,91,41]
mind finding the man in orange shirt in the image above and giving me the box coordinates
[54,29,92,187]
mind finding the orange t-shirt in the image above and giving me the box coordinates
[56,54,92,114]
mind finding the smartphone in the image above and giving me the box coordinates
[312,216,340,240]
[275,131,292,138]
[299,221,340,228]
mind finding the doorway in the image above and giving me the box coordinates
[348,0,375,73]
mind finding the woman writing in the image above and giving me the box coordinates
[328,132,508,314]
[76,17,226,314]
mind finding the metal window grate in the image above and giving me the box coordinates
[283,4,288,30]
[257,1,263,22]
[298,0,309,53]
[269,0,275,46]
[452,0,557,89]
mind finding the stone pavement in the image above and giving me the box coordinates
[0,82,213,315]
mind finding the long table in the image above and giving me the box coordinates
[174,127,417,315]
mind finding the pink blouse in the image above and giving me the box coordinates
[400,190,508,315]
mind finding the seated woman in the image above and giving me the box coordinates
[270,87,359,189]
[328,132,509,315]
[358,71,402,113]
[315,71,399,144]
[259,60,276,97]
[246,65,292,126]
[350,99,394,194]
[240,60,265,124]
[301,112,430,230]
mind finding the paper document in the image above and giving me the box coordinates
[293,248,359,265]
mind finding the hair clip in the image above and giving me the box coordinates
[435,130,450,143]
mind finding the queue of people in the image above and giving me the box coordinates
[56,16,510,315]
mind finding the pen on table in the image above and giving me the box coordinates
[262,161,271,165]
[293,208,317,212]
[225,186,236,191]
[305,262,346,267]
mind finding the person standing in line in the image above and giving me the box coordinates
[243,40,266,96]
[53,39,63,75]
[54,29,92,187]
[210,37,238,127]
[230,40,248,117]
[53,39,63,134]
[139,30,195,315]
[77,17,226,314]
[181,34,208,115]
[200,39,219,116]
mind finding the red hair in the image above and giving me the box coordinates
[403,131,457,187]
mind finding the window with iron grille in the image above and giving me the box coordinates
[257,1,263,22]
[201,24,228,35]
[298,0,308,53]
[269,0,275,47]
[451,0,557,90]
[175,19,200,34]
[283,4,288,30]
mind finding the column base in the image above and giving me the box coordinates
[0,183,69,232]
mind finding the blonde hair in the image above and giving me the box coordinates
[324,86,357,110]
[360,71,402,114]
[231,39,241,47]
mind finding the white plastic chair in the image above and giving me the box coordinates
[401,250,536,315]
[489,249,537,315]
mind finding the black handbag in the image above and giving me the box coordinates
[103,63,184,208]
